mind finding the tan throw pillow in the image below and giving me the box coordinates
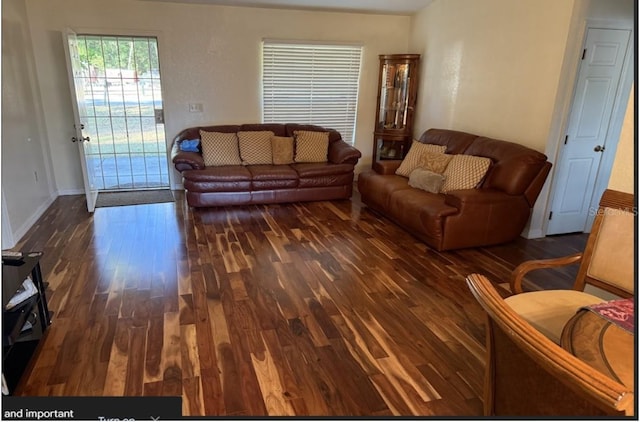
[408,168,446,193]
[238,131,274,165]
[441,154,492,192]
[199,130,242,166]
[294,130,329,163]
[396,141,447,177]
[272,136,294,165]
[417,151,453,174]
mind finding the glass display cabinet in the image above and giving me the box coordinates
[372,54,420,168]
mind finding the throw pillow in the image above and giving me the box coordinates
[441,154,492,192]
[180,139,200,152]
[417,151,453,174]
[294,130,329,163]
[396,141,447,177]
[272,136,294,165]
[199,130,242,166]
[238,131,274,165]
[408,168,446,194]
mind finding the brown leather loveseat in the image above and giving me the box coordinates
[171,123,361,207]
[357,128,551,251]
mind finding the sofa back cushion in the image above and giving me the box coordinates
[200,130,242,166]
[464,136,548,195]
[238,131,274,165]
[418,128,479,154]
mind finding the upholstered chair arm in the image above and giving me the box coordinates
[328,140,362,165]
[510,253,583,294]
[171,140,205,171]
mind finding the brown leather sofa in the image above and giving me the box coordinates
[171,123,361,207]
[357,128,551,251]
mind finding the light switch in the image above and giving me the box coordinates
[189,103,203,113]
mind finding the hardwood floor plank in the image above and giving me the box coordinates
[14,193,588,416]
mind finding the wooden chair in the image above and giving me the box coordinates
[466,273,634,416]
[506,189,634,343]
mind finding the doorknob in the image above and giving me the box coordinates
[594,145,605,152]
[71,136,91,143]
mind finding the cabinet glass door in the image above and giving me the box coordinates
[378,63,411,131]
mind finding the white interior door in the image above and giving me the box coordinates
[547,28,630,235]
[62,28,99,212]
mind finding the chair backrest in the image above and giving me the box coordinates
[466,273,634,416]
[573,189,635,297]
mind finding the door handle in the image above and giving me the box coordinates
[594,145,605,152]
[71,136,91,143]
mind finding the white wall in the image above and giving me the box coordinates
[408,0,575,151]
[23,0,411,192]
[2,0,57,248]
[608,85,634,194]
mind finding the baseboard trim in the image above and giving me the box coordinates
[12,193,58,246]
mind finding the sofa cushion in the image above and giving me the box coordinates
[238,131,274,165]
[291,162,353,178]
[441,154,492,192]
[409,169,445,194]
[417,151,453,174]
[247,165,298,181]
[272,136,295,165]
[182,166,251,192]
[200,130,242,166]
[396,141,447,177]
[294,130,329,163]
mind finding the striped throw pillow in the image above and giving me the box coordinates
[294,131,329,163]
[441,154,492,192]
[395,141,447,177]
[238,131,274,165]
[199,130,242,166]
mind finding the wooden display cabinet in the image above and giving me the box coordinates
[372,54,420,169]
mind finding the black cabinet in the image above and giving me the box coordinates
[2,252,50,394]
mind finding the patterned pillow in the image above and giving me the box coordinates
[200,131,242,166]
[272,136,294,165]
[238,131,274,165]
[441,154,492,192]
[417,151,453,174]
[294,131,329,163]
[395,141,447,177]
[408,168,445,193]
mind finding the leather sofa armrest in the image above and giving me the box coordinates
[444,188,524,209]
[328,140,362,165]
[171,140,205,171]
[372,160,402,175]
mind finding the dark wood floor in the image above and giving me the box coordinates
[13,189,587,416]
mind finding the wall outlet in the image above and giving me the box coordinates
[188,103,203,113]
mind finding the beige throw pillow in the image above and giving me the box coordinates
[396,141,447,177]
[441,154,492,192]
[408,169,446,194]
[272,136,294,165]
[238,131,274,165]
[200,130,242,166]
[417,151,453,174]
[294,130,329,163]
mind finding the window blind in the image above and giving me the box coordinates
[262,41,363,145]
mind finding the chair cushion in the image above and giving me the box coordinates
[505,290,603,344]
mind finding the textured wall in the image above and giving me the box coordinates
[607,85,634,194]
[408,0,575,152]
[23,0,411,191]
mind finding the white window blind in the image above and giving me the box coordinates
[262,41,363,144]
